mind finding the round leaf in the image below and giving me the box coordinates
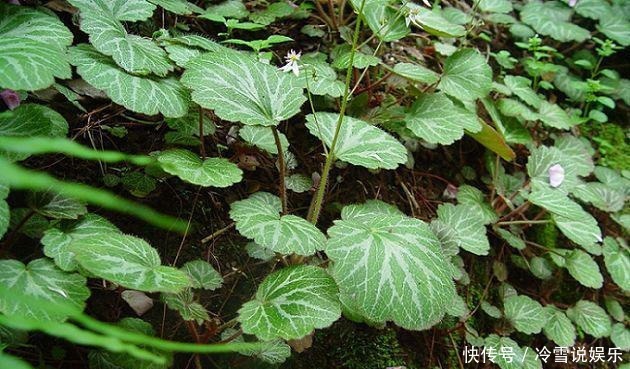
[438,48,493,102]
[0,3,73,90]
[69,233,191,293]
[0,258,90,321]
[326,200,457,330]
[305,112,407,170]
[157,149,243,187]
[182,50,306,126]
[230,192,325,256]
[238,265,341,340]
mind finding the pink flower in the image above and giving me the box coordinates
[548,164,565,188]
[0,89,20,110]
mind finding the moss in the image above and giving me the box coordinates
[581,121,630,171]
[530,220,558,249]
[282,320,409,369]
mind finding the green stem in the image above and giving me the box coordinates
[307,0,367,225]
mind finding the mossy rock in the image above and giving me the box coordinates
[282,319,409,369]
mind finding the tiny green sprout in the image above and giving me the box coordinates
[492,50,517,69]
[594,37,621,58]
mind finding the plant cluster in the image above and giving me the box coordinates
[0,0,628,368]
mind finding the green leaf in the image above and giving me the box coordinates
[69,45,189,118]
[28,192,87,220]
[574,0,612,20]
[573,183,625,213]
[605,298,625,322]
[495,227,526,250]
[481,301,502,318]
[475,0,513,13]
[497,98,539,121]
[220,328,291,364]
[299,53,345,98]
[69,233,191,293]
[149,0,198,15]
[407,5,466,37]
[157,149,242,187]
[565,249,603,288]
[68,0,174,76]
[602,237,630,292]
[566,300,612,338]
[237,265,341,341]
[0,258,89,321]
[0,104,68,161]
[520,1,590,42]
[239,125,288,155]
[537,101,573,129]
[504,295,546,334]
[542,306,576,347]
[160,34,225,67]
[529,256,553,279]
[457,185,498,224]
[162,290,210,325]
[405,93,481,145]
[527,185,585,220]
[0,3,73,90]
[181,260,223,290]
[595,166,630,195]
[611,323,630,350]
[466,119,516,161]
[205,0,249,19]
[359,0,409,42]
[553,212,602,250]
[245,241,275,261]
[165,110,216,137]
[331,45,380,69]
[9,208,49,238]
[182,50,305,126]
[389,62,440,85]
[527,145,584,192]
[484,334,542,369]
[229,192,326,256]
[438,48,493,102]
[326,200,456,330]
[431,203,490,256]
[42,214,121,272]
[504,75,544,109]
[597,13,630,46]
[285,174,313,193]
[121,172,156,198]
[305,112,407,170]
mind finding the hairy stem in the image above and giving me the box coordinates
[198,106,206,159]
[271,127,288,214]
[307,0,367,225]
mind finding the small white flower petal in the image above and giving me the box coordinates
[548,164,565,188]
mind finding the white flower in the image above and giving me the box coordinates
[568,0,578,7]
[548,164,565,188]
[280,49,301,76]
[405,1,432,27]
